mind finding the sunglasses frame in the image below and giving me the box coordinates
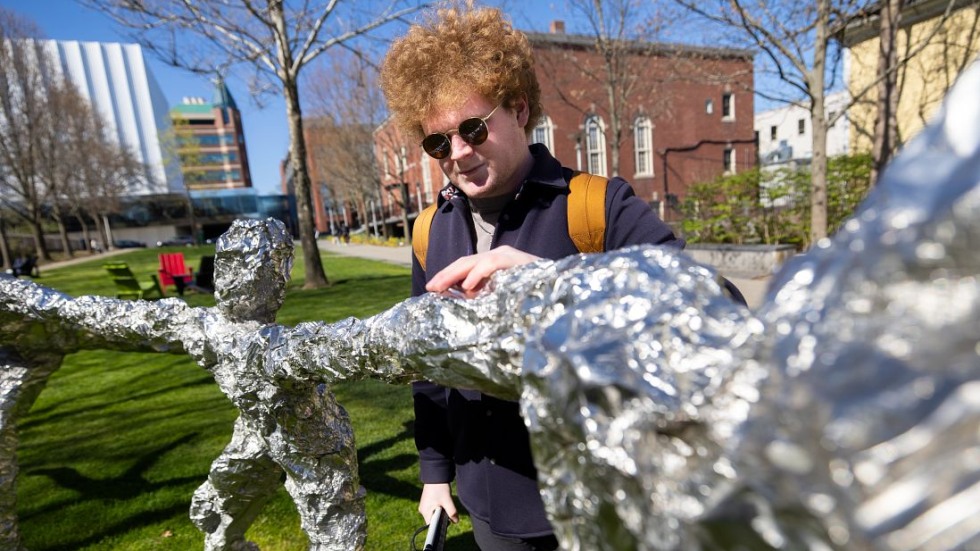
[421,103,503,159]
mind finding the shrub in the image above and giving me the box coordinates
[680,154,872,249]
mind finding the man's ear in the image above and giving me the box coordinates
[515,96,530,128]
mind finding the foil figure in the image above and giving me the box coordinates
[0,59,976,551]
[0,219,366,551]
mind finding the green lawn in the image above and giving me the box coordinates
[16,245,475,550]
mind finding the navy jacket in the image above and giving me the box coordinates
[411,144,684,538]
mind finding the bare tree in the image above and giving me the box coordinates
[533,0,680,178]
[36,80,97,258]
[93,0,430,288]
[0,9,58,261]
[673,0,864,243]
[57,87,138,253]
[844,0,977,184]
[676,0,969,242]
[304,50,394,239]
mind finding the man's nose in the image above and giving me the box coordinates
[448,133,474,161]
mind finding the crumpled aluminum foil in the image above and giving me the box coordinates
[0,60,977,551]
[0,219,366,551]
[737,60,980,550]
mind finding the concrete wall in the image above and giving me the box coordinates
[686,243,797,277]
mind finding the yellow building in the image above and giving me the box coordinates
[843,0,979,153]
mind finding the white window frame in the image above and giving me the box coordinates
[532,116,555,151]
[722,93,734,121]
[421,156,433,203]
[584,115,607,177]
[724,147,736,175]
[633,116,654,177]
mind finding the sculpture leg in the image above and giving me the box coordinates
[0,348,63,551]
[275,390,366,551]
[190,415,283,551]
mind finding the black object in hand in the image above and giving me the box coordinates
[423,507,448,551]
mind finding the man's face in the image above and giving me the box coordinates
[422,93,532,199]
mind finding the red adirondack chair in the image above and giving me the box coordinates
[158,252,194,295]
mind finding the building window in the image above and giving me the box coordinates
[382,148,391,178]
[770,126,777,141]
[532,116,554,151]
[722,93,734,120]
[633,116,653,177]
[724,147,735,174]
[798,118,806,135]
[705,99,714,114]
[584,115,607,177]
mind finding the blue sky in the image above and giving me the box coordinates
[1,0,568,195]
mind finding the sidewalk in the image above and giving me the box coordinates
[318,240,772,309]
[29,248,133,273]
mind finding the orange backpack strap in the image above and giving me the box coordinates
[567,171,608,253]
[412,203,439,271]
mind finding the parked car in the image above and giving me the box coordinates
[113,239,147,249]
[156,236,196,247]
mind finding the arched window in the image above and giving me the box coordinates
[532,115,555,151]
[584,115,607,177]
[634,117,653,177]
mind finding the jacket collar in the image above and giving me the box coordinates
[435,143,568,208]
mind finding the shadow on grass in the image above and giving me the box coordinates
[358,420,420,503]
[22,433,204,518]
[19,369,218,430]
[35,504,192,551]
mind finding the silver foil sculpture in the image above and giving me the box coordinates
[0,59,978,550]
[0,220,366,551]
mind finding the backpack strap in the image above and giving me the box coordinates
[567,171,608,253]
[413,172,607,270]
[412,203,439,271]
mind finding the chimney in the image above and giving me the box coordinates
[550,20,565,34]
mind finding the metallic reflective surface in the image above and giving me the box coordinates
[0,219,366,551]
[0,61,977,550]
[741,60,980,550]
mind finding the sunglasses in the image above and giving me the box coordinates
[421,104,502,159]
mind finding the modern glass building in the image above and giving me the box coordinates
[42,39,184,194]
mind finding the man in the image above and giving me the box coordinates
[380,5,687,550]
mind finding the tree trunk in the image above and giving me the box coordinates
[605,80,621,177]
[872,0,903,185]
[283,78,329,288]
[94,213,109,253]
[74,213,92,253]
[0,217,11,269]
[54,214,73,258]
[29,216,50,261]
[809,0,831,244]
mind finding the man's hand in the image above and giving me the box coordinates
[425,246,540,298]
[419,483,459,524]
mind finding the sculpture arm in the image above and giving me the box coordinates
[0,275,200,354]
[264,268,548,401]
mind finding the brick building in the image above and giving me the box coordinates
[170,78,253,191]
[369,22,756,236]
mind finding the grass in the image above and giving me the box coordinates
[16,245,476,550]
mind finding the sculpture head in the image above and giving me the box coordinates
[214,218,293,324]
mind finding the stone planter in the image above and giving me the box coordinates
[685,243,798,277]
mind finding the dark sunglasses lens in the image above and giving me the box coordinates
[422,134,451,159]
[458,118,489,145]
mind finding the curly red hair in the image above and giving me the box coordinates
[379,3,542,142]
